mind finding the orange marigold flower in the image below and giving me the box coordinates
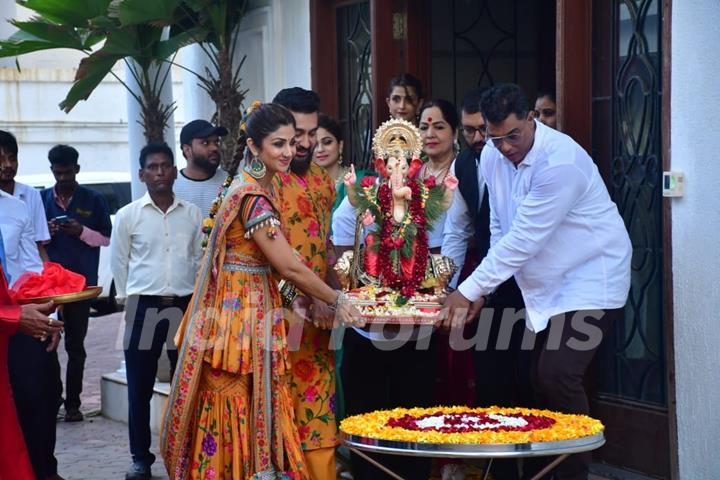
[339,406,604,445]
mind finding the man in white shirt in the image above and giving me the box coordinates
[0,190,64,480]
[443,84,632,480]
[441,88,527,480]
[111,142,202,480]
[173,119,229,217]
[0,191,42,285]
[0,130,50,262]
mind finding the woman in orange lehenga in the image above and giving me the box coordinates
[161,103,359,480]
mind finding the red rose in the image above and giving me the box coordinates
[424,176,437,188]
[360,176,378,188]
[293,359,317,382]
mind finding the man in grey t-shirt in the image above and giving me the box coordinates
[173,119,229,217]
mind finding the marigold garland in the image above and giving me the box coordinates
[340,406,604,445]
[201,174,234,248]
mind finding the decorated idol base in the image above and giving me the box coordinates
[340,406,605,459]
[347,286,444,325]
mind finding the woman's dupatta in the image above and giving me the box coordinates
[159,176,290,480]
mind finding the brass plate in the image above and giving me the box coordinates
[17,286,103,305]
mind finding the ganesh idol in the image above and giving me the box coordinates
[336,118,458,309]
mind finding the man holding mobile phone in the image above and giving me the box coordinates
[40,145,112,423]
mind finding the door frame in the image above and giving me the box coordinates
[556,0,677,477]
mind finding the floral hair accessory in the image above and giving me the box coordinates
[245,100,262,115]
[239,100,263,135]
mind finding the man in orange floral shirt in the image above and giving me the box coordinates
[272,88,339,480]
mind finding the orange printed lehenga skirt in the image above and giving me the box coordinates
[161,178,308,480]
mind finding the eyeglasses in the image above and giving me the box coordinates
[485,131,523,148]
[461,126,487,138]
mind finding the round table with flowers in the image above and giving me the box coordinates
[340,407,606,480]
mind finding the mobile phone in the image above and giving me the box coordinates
[54,215,70,224]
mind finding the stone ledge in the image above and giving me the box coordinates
[101,371,170,434]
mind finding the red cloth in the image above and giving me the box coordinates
[0,265,35,479]
[10,261,86,301]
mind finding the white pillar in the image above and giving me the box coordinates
[672,1,720,477]
[272,0,311,92]
[182,44,215,122]
[125,60,176,200]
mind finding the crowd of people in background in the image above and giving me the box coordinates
[0,73,629,480]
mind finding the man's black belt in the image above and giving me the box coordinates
[138,294,191,306]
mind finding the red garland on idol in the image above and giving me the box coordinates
[376,175,430,297]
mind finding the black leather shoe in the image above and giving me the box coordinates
[125,463,151,480]
[64,409,84,422]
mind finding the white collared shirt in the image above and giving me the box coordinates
[0,190,43,285]
[441,160,486,287]
[12,182,51,242]
[331,196,360,247]
[457,121,632,332]
[110,193,203,300]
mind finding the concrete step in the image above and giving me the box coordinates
[101,370,170,434]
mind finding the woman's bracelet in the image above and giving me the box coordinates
[329,290,348,312]
[278,280,299,308]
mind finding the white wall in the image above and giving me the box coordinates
[1,0,313,177]
[0,64,185,176]
[671,1,720,478]
[269,0,312,94]
[229,0,312,104]
[0,3,188,177]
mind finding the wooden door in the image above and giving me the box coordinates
[311,0,429,170]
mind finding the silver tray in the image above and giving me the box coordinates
[341,431,605,459]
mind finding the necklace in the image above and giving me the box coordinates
[423,161,451,183]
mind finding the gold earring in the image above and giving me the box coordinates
[244,155,266,179]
